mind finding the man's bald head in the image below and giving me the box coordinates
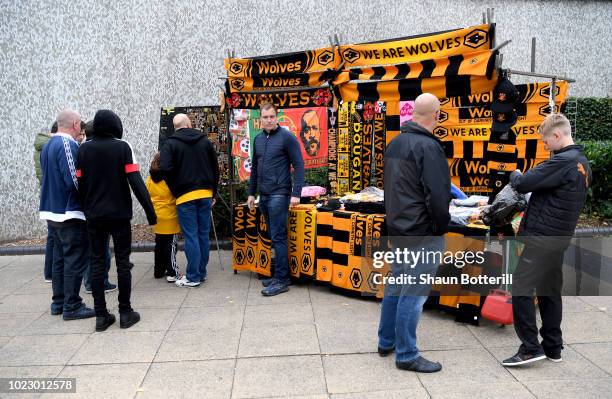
[412,93,440,133]
[56,109,82,139]
[173,114,192,130]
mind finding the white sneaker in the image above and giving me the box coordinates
[166,275,178,283]
[175,276,200,288]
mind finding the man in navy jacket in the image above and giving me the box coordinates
[39,109,95,321]
[247,103,304,296]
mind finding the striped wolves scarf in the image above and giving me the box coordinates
[224,24,494,77]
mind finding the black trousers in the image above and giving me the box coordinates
[87,219,133,316]
[154,234,178,278]
[512,243,564,356]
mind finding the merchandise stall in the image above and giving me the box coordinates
[221,17,573,322]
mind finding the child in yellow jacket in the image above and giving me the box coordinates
[146,152,181,282]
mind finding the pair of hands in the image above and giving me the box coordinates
[247,195,300,211]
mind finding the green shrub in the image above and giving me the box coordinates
[570,97,612,141]
[580,140,612,219]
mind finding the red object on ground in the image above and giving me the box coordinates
[481,289,514,325]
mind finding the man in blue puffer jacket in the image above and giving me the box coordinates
[247,103,304,296]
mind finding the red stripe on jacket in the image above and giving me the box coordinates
[125,164,139,173]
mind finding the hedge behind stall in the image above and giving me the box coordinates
[572,97,612,141]
[580,140,612,219]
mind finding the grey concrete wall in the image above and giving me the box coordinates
[1,0,610,241]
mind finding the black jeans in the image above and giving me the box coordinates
[87,220,133,316]
[154,233,179,278]
[512,243,564,356]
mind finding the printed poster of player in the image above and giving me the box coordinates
[278,107,329,169]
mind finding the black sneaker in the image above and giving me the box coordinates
[120,311,140,329]
[95,313,116,332]
[546,352,563,363]
[396,356,442,373]
[378,346,394,357]
[502,351,546,367]
[63,306,95,321]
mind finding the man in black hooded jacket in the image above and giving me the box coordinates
[77,109,157,332]
[159,114,219,288]
[502,113,592,367]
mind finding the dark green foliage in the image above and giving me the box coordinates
[580,140,612,219]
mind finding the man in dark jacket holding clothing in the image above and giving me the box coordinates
[378,93,450,373]
[247,103,304,296]
[77,109,157,332]
[502,113,591,367]
[160,114,219,288]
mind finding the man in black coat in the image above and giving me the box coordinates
[77,110,157,332]
[502,113,592,367]
[160,114,219,288]
[378,93,450,373]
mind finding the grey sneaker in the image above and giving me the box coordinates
[261,282,289,296]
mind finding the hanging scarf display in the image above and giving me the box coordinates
[336,73,497,103]
[337,102,351,195]
[349,102,364,193]
[442,140,548,160]
[225,47,341,77]
[333,49,495,86]
[373,104,386,189]
[327,108,338,195]
[448,158,546,193]
[432,121,544,142]
[256,209,272,277]
[225,87,333,109]
[228,70,339,93]
[441,80,569,107]
[438,101,564,126]
[339,24,494,68]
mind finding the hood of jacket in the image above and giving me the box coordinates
[34,132,51,151]
[149,169,164,183]
[168,128,206,144]
[93,109,123,139]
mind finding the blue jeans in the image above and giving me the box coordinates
[378,236,444,362]
[259,194,290,284]
[44,223,55,280]
[83,237,112,289]
[50,220,89,313]
[177,198,212,282]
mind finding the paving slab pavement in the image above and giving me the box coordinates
[0,251,610,398]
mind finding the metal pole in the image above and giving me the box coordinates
[530,38,536,73]
[211,210,224,271]
[503,69,575,83]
